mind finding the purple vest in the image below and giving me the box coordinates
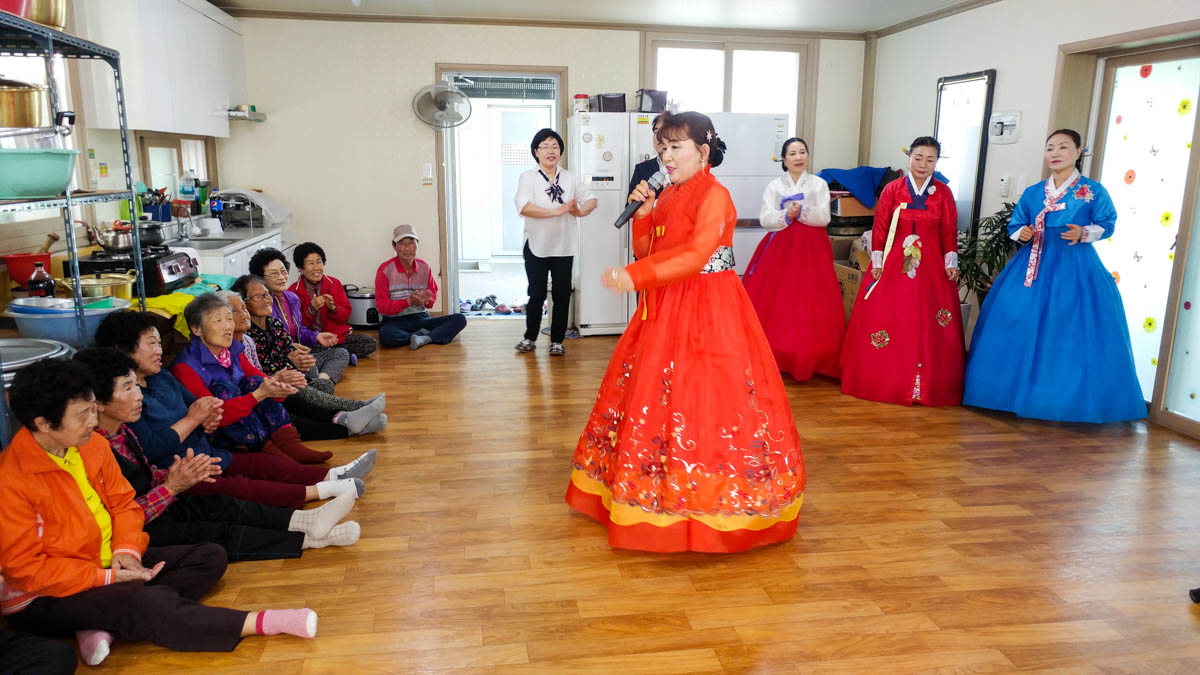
[175,336,247,390]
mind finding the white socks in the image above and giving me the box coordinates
[302,521,361,549]
[288,490,355,539]
[325,449,377,481]
[315,477,364,500]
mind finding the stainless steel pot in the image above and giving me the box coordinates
[97,228,134,252]
[0,77,50,128]
[20,0,68,32]
[137,221,168,246]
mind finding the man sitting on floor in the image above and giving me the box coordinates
[0,359,320,666]
[375,223,467,349]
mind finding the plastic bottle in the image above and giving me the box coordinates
[27,262,55,298]
[180,169,197,203]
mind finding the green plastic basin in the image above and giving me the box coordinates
[0,148,81,199]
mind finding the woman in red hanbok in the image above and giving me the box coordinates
[565,112,805,553]
[742,137,843,380]
[840,137,965,406]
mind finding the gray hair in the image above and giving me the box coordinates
[183,292,231,334]
[215,290,241,305]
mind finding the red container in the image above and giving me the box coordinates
[3,252,52,286]
[0,2,29,19]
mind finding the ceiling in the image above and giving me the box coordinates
[207,0,978,34]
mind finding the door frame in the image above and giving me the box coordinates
[1089,43,1200,437]
[434,63,568,315]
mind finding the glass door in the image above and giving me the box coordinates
[1162,172,1200,427]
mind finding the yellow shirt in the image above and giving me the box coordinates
[47,448,114,567]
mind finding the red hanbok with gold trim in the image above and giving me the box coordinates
[840,176,965,406]
[565,167,805,553]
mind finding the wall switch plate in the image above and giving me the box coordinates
[999,175,1010,198]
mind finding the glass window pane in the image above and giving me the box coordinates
[731,50,799,136]
[1095,56,1200,400]
[656,47,724,113]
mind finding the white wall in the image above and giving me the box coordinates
[814,39,864,171]
[869,0,1200,220]
[216,19,640,311]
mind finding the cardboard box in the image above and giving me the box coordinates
[832,195,874,217]
[833,263,863,321]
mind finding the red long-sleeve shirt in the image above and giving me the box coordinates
[171,353,279,427]
[374,256,438,316]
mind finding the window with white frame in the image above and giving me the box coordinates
[648,35,813,138]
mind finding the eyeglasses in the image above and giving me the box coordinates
[536,143,560,151]
[262,269,288,278]
[247,292,271,302]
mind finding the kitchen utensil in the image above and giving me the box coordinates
[1,0,67,31]
[0,338,71,373]
[96,227,133,252]
[4,297,131,349]
[344,285,380,327]
[34,231,60,253]
[136,221,168,246]
[55,270,138,299]
[0,77,50,128]
[8,296,113,314]
[1,252,52,285]
[0,148,80,199]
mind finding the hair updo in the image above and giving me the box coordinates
[655,111,727,168]
[908,136,941,157]
[780,137,809,172]
[1046,128,1084,172]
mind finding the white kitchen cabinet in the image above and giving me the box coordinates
[74,0,241,138]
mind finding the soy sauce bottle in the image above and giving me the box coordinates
[27,262,56,298]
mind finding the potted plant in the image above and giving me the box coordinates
[956,202,1018,332]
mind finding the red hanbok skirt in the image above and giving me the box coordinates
[839,223,964,406]
[742,224,845,380]
[565,270,805,553]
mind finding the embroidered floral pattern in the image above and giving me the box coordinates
[1073,184,1094,203]
[901,234,922,278]
[936,308,952,327]
[870,330,889,349]
[701,246,736,274]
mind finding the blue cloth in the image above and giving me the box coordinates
[963,176,1146,423]
[129,371,233,470]
[817,167,949,209]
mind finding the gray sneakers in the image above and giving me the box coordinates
[515,339,535,353]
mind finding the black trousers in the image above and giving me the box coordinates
[0,630,76,675]
[146,494,303,562]
[283,399,348,440]
[523,241,573,343]
[7,544,248,652]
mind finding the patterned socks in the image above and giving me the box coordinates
[256,609,318,638]
[289,490,355,539]
[325,449,377,482]
[302,521,361,549]
[77,629,111,666]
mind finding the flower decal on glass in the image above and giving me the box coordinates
[1140,65,1152,78]
[1073,184,1094,202]
[936,308,952,328]
[1162,211,1174,226]
[1184,301,1192,310]
[1143,317,1157,333]
[1115,114,1123,124]
[1124,169,1136,184]
[1180,99,1193,116]
[901,234,922,278]
[870,330,889,349]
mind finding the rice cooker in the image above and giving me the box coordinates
[344,284,380,328]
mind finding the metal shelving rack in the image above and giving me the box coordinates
[1,11,144,442]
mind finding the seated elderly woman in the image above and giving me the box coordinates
[249,247,350,382]
[74,347,362,562]
[222,286,386,440]
[94,310,371,509]
[0,359,320,666]
[288,241,378,361]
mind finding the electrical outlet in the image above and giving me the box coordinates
[999,175,1010,198]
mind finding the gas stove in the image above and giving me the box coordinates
[68,245,199,296]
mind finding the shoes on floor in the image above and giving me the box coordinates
[549,342,565,356]
[515,339,535,353]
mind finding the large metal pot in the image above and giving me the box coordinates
[6,0,68,32]
[0,77,50,128]
[56,270,138,300]
[96,228,134,252]
[137,221,168,246]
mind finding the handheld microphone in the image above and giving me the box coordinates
[614,171,667,229]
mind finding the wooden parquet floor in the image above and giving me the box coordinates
[92,320,1200,673]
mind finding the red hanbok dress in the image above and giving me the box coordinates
[840,176,965,406]
[565,167,805,553]
[742,171,844,380]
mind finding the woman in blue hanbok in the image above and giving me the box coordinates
[963,129,1145,423]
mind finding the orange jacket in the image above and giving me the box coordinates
[0,427,147,614]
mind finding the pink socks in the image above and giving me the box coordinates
[257,608,318,638]
[76,629,112,666]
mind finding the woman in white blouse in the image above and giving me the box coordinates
[742,137,844,381]
[513,128,597,356]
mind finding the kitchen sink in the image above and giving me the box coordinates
[167,238,238,250]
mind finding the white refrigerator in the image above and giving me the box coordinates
[569,112,789,336]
